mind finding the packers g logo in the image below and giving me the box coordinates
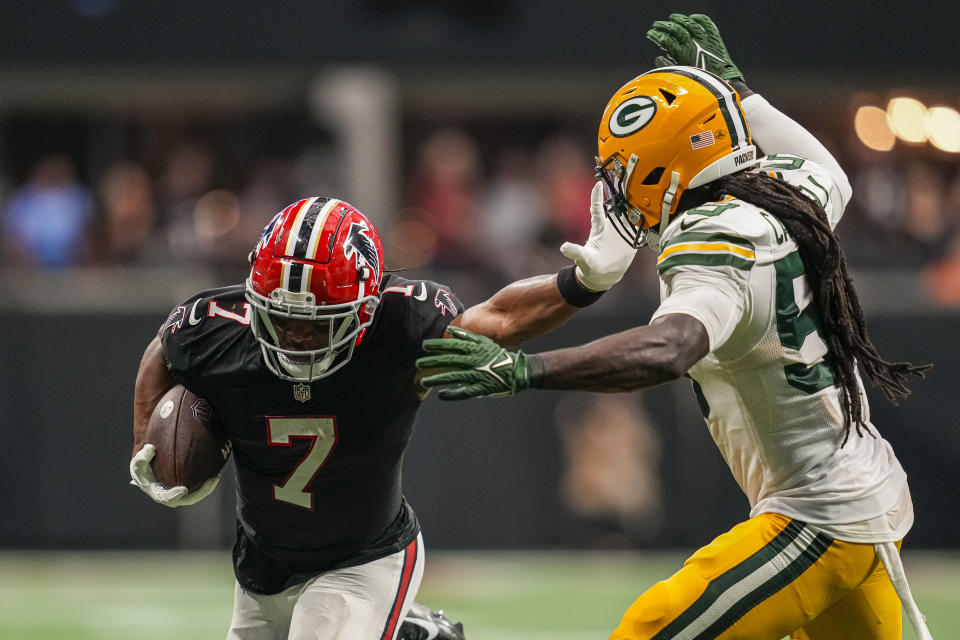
[609,96,657,138]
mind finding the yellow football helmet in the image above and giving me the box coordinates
[596,66,757,248]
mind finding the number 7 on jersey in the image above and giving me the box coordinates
[266,417,338,509]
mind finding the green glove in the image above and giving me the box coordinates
[647,13,744,83]
[417,326,534,400]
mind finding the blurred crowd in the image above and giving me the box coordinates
[0,142,334,284]
[3,122,960,305]
[840,141,960,305]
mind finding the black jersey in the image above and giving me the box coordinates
[159,274,464,594]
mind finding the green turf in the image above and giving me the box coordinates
[0,550,956,639]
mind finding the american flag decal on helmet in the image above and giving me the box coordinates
[690,130,716,150]
[644,66,750,150]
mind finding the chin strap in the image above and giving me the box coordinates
[649,171,682,251]
[624,154,640,185]
[622,154,642,225]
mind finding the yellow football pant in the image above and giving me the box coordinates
[610,513,902,640]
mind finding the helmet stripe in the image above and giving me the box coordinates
[284,197,318,257]
[668,66,748,148]
[302,198,338,261]
[292,197,336,260]
[644,66,749,150]
[301,264,313,294]
[286,260,305,293]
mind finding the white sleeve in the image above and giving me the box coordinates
[742,94,853,212]
[650,267,747,352]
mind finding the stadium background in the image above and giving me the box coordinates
[0,1,958,638]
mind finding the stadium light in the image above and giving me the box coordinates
[925,106,960,153]
[854,105,896,151]
[886,97,928,144]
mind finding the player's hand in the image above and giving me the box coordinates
[417,327,534,400]
[559,181,638,291]
[647,13,743,83]
[129,443,220,507]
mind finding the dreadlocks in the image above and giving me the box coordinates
[693,171,931,445]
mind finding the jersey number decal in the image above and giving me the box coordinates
[684,201,740,217]
[266,417,338,509]
[208,300,251,325]
[774,252,835,394]
[762,154,805,170]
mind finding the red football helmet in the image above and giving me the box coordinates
[245,197,384,382]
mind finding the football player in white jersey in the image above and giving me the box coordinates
[416,14,933,640]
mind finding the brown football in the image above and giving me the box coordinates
[145,385,230,492]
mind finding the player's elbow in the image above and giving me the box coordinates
[643,316,710,382]
[649,343,695,382]
[609,345,688,392]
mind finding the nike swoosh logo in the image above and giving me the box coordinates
[414,283,427,301]
[491,353,514,370]
[188,299,204,325]
[679,217,707,231]
[694,42,725,70]
[403,618,439,639]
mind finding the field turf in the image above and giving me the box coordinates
[1,550,956,639]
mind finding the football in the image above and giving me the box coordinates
[145,385,230,492]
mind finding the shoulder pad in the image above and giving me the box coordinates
[753,155,847,227]
[160,285,250,337]
[659,199,775,276]
[381,278,462,319]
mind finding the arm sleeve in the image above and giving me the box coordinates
[650,267,747,352]
[418,282,466,340]
[742,94,853,212]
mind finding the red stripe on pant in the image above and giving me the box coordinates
[379,537,419,640]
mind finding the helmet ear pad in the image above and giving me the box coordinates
[244,197,385,382]
[597,65,756,233]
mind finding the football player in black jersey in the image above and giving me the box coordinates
[130,194,636,640]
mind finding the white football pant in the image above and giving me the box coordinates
[227,533,424,640]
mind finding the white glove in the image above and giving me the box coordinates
[560,181,638,291]
[129,443,221,508]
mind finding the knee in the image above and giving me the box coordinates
[290,592,349,640]
[611,581,675,640]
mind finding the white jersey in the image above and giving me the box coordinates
[650,154,912,543]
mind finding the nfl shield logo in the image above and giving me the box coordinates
[293,383,311,403]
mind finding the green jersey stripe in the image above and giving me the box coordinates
[658,252,755,275]
[664,231,756,252]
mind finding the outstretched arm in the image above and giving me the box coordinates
[452,181,637,348]
[417,314,709,400]
[534,313,709,392]
[647,13,851,209]
[450,274,577,349]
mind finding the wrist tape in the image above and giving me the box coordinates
[556,265,605,308]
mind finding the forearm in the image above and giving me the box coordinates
[454,274,579,348]
[533,315,709,392]
[133,336,175,456]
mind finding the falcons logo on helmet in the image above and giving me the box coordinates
[343,221,381,281]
